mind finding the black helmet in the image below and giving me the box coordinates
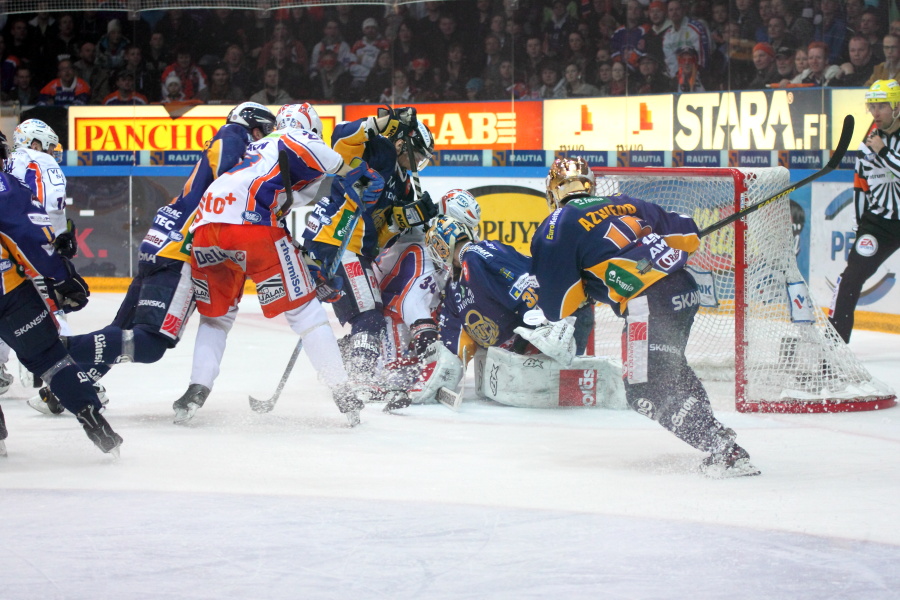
[403,121,434,171]
[227,102,277,136]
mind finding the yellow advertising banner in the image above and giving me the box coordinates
[67,104,343,151]
[830,89,872,147]
[543,96,674,151]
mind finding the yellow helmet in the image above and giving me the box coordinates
[545,157,595,211]
[865,79,900,110]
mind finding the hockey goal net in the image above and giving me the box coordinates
[590,166,896,413]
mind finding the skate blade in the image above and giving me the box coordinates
[27,395,61,416]
[173,403,199,424]
[345,410,361,427]
[106,445,121,459]
[0,439,7,457]
[701,458,761,479]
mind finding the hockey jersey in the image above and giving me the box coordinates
[303,117,415,257]
[530,194,701,320]
[439,240,539,357]
[190,127,344,232]
[0,172,68,296]
[4,147,67,234]
[140,123,251,263]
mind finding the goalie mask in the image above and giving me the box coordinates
[276,102,324,136]
[440,189,482,232]
[13,119,62,163]
[545,157,595,211]
[227,102,277,137]
[425,215,476,274]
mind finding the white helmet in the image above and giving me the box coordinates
[226,102,276,136]
[439,189,481,231]
[14,119,61,162]
[276,102,323,136]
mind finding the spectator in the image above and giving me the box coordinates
[608,60,634,95]
[308,49,352,102]
[73,41,110,104]
[773,46,798,84]
[264,39,306,98]
[37,58,91,106]
[831,35,877,87]
[536,61,566,98]
[103,70,148,105]
[865,34,900,86]
[362,50,394,102]
[196,64,244,104]
[561,61,601,97]
[764,17,797,51]
[1,65,40,104]
[97,19,130,70]
[465,76,484,100]
[473,0,495,50]
[143,32,170,90]
[351,17,390,87]
[794,41,840,85]
[645,1,672,65]
[593,60,613,93]
[437,42,473,101]
[160,46,208,100]
[481,33,506,88]
[309,19,356,77]
[5,19,39,74]
[565,31,591,73]
[409,57,440,101]
[890,20,900,39]
[391,20,420,73]
[709,0,729,48]
[814,0,849,64]
[795,47,809,73]
[859,10,884,62]
[488,14,512,57]
[76,10,108,44]
[196,9,248,66]
[282,7,319,53]
[250,67,292,104]
[753,0,775,41]
[610,0,651,72]
[674,46,705,91]
[331,5,362,44]
[485,58,517,99]
[46,13,80,66]
[523,35,548,90]
[0,36,21,96]
[221,44,256,98]
[379,68,416,104]
[635,52,673,93]
[161,72,190,103]
[747,42,780,88]
[772,0,813,49]
[843,0,865,33]
[734,0,762,41]
[417,1,444,42]
[256,20,309,75]
[153,11,195,52]
[543,0,578,58]
[662,0,707,79]
[429,14,464,70]
[122,45,158,102]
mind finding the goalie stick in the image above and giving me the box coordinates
[437,346,468,411]
[699,114,854,238]
[249,155,367,413]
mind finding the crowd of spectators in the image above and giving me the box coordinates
[0,0,894,108]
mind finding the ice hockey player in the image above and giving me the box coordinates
[0,130,122,456]
[29,102,277,416]
[405,215,543,403]
[0,119,77,394]
[187,105,384,426]
[302,106,438,390]
[527,157,759,478]
[830,79,900,342]
[173,102,339,422]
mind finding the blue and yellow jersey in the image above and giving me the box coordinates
[439,240,539,358]
[530,194,701,320]
[139,123,251,263]
[0,172,68,295]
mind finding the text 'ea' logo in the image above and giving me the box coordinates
[856,234,878,257]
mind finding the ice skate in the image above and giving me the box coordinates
[76,404,123,456]
[0,405,7,457]
[27,386,66,415]
[0,363,13,395]
[700,443,760,478]
[332,385,365,427]
[173,384,211,424]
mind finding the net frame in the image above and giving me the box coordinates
[590,166,896,414]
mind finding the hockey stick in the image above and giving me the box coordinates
[249,171,367,413]
[437,346,468,411]
[699,114,854,238]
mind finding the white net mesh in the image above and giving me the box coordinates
[591,167,895,412]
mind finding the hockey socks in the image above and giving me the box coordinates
[41,356,103,414]
[67,325,170,367]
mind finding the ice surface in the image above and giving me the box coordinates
[2,294,899,599]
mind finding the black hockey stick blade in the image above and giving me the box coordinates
[700,114,854,238]
[277,149,294,219]
[249,339,303,413]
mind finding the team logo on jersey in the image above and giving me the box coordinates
[522,358,544,369]
[0,177,6,193]
[191,278,210,303]
[143,230,168,248]
[605,266,642,299]
[27,213,52,226]
[275,237,310,301]
[160,206,182,219]
[242,210,262,223]
[168,231,184,241]
[465,310,500,347]
[0,259,12,272]
[161,314,184,338]
[856,234,878,257]
[655,248,684,271]
[256,274,287,305]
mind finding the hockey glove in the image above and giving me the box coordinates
[53,218,78,259]
[514,317,577,366]
[377,106,417,139]
[48,257,90,313]
[341,162,385,207]
[391,191,438,229]
[306,260,344,303]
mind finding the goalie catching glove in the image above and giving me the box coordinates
[47,257,90,313]
[514,316,577,366]
[408,341,464,404]
[53,218,78,259]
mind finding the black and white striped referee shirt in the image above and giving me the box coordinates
[854,128,900,221]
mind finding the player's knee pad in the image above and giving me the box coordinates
[409,341,464,404]
[131,327,170,363]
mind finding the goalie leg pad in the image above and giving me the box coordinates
[408,342,463,404]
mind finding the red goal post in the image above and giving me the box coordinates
[588,166,896,413]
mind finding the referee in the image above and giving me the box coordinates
[830,79,900,342]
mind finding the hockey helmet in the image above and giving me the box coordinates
[545,157,595,210]
[866,79,900,111]
[425,215,476,273]
[275,102,324,136]
[440,189,482,231]
[401,121,434,171]
[227,102,277,137]
[13,119,61,163]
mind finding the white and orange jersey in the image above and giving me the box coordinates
[190,128,343,232]
[4,147,67,234]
